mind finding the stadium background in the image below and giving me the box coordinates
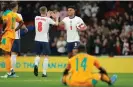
[0,1,133,56]
[0,1,133,73]
[0,1,133,87]
[0,1,132,73]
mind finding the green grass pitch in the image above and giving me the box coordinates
[0,72,133,87]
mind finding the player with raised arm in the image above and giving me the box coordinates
[34,6,59,77]
[62,46,117,87]
[0,2,23,78]
[10,13,28,77]
[58,6,87,58]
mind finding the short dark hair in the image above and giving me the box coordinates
[39,6,47,14]
[79,46,87,53]
[10,1,18,9]
[67,5,76,10]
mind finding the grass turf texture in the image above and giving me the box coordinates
[0,72,133,87]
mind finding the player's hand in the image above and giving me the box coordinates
[47,11,52,17]
[55,12,60,19]
[51,11,56,19]
[24,28,28,33]
[51,11,60,19]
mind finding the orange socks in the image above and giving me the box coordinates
[5,55,11,73]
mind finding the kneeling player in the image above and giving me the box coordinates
[62,47,117,87]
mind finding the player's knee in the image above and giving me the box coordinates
[4,51,10,56]
[44,55,49,57]
[92,79,98,86]
[11,52,17,55]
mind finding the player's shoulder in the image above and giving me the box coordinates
[35,16,40,18]
[63,16,69,20]
[78,53,97,59]
[3,10,11,16]
[46,17,53,20]
[16,13,22,17]
[16,13,21,16]
[35,16,49,19]
[87,54,97,60]
[75,16,82,20]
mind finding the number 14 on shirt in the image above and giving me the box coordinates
[76,58,87,71]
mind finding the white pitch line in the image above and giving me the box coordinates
[0,79,59,82]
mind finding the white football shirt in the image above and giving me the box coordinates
[62,16,85,42]
[35,16,56,42]
[15,13,23,39]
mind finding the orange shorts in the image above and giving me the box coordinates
[0,35,14,52]
[65,73,101,87]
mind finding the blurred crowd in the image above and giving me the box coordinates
[1,1,133,56]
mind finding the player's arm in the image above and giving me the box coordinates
[2,20,6,32]
[77,18,87,31]
[18,14,28,32]
[15,14,24,31]
[59,21,65,26]
[21,24,28,33]
[54,17,59,26]
[94,59,108,75]
[1,15,8,34]
[50,11,65,26]
[63,63,70,76]
[49,11,59,26]
[15,21,24,31]
[63,59,71,76]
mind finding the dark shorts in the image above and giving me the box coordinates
[35,41,51,55]
[67,41,80,53]
[11,39,20,53]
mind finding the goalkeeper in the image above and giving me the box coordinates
[62,46,117,87]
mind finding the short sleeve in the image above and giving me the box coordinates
[16,13,22,22]
[2,15,8,21]
[17,14,23,20]
[62,17,67,24]
[78,17,84,24]
[48,18,56,25]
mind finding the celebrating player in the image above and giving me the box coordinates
[62,46,117,87]
[10,13,28,77]
[0,2,23,78]
[58,6,87,58]
[34,6,59,77]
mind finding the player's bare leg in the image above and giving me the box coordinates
[99,67,117,86]
[1,52,12,78]
[34,55,40,76]
[100,73,117,86]
[42,55,49,77]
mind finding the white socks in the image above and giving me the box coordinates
[43,58,49,75]
[34,56,49,75]
[34,56,40,66]
[11,54,17,71]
